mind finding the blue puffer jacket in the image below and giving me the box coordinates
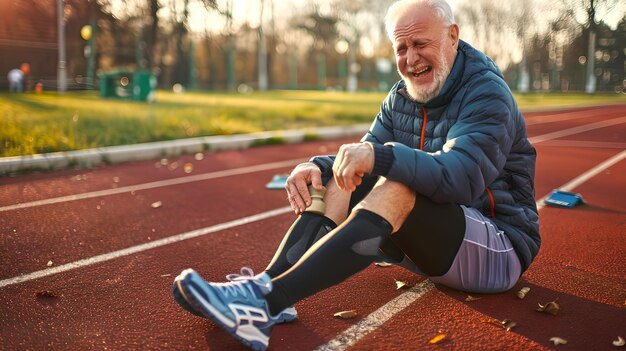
[312,40,540,272]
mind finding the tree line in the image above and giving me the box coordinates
[2,0,624,93]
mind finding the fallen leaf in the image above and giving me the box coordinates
[502,319,517,331]
[184,163,194,173]
[549,337,568,345]
[47,260,53,267]
[151,201,162,209]
[395,279,412,289]
[517,286,530,299]
[194,153,204,161]
[537,301,560,315]
[613,336,625,347]
[333,310,358,319]
[482,318,517,331]
[375,262,392,267]
[429,334,446,344]
[112,177,120,183]
[35,290,58,298]
[465,295,482,302]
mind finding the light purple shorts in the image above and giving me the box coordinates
[428,206,522,293]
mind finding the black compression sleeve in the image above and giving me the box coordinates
[266,209,392,315]
[264,212,337,278]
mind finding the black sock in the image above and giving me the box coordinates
[266,209,392,315]
[264,212,337,278]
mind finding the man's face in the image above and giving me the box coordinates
[392,5,458,102]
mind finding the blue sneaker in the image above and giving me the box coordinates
[225,268,298,323]
[174,268,277,351]
[173,268,298,323]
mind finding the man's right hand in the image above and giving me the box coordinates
[285,162,324,214]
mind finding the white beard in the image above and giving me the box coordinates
[403,45,452,103]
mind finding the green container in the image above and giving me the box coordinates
[99,70,156,102]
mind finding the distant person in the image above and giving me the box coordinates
[172,0,539,350]
[8,68,24,93]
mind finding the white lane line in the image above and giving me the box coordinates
[315,149,626,351]
[539,140,626,149]
[313,280,435,351]
[535,149,626,210]
[524,108,620,126]
[0,158,306,212]
[529,116,626,144]
[0,206,292,289]
[2,116,624,213]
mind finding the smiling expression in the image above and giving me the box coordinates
[391,4,458,102]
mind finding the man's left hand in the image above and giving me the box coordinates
[332,142,374,192]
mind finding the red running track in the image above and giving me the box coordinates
[1,104,624,350]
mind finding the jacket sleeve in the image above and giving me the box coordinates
[385,79,516,204]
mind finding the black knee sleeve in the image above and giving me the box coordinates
[266,209,392,314]
[265,212,337,278]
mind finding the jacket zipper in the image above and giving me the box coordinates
[420,106,427,150]
[485,188,496,218]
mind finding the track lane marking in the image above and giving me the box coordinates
[2,116,624,213]
[524,108,624,126]
[538,140,626,149]
[0,206,292,288]
[0,158,306,213]
[314,149,626,351]
[313,280,435,351]
[528,116,626,144]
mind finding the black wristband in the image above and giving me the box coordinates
[370,143,394,176]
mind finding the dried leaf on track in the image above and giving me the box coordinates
[517,287,530,299]
[429,334,446,344]
[151,201,163,209]
[194,153,204,161]
[46,260,53,267]
[184,163,194,173]
[35,290,59,299]
[334,310,358,319]
[537,301,560,315]
[613,336,625,347]
[465,295,482,302]
[549,337,568,345]
[482,318,517,331]
[501,319,517,331]
[395,279,412,289]
[375,262,392,267]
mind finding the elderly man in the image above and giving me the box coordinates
[173,0,539,350]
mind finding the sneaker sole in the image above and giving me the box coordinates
[175,269,269,351]
[172,275,204,318]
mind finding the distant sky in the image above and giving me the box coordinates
[106,0,623,34]
[109,0,624,68]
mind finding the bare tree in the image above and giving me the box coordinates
[332,0,395,92]
[583,0,619,93]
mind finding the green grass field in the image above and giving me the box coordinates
[1,90,624,157]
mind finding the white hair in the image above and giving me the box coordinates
[384,0,455,40]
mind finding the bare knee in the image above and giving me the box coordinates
[354,178,415,232]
